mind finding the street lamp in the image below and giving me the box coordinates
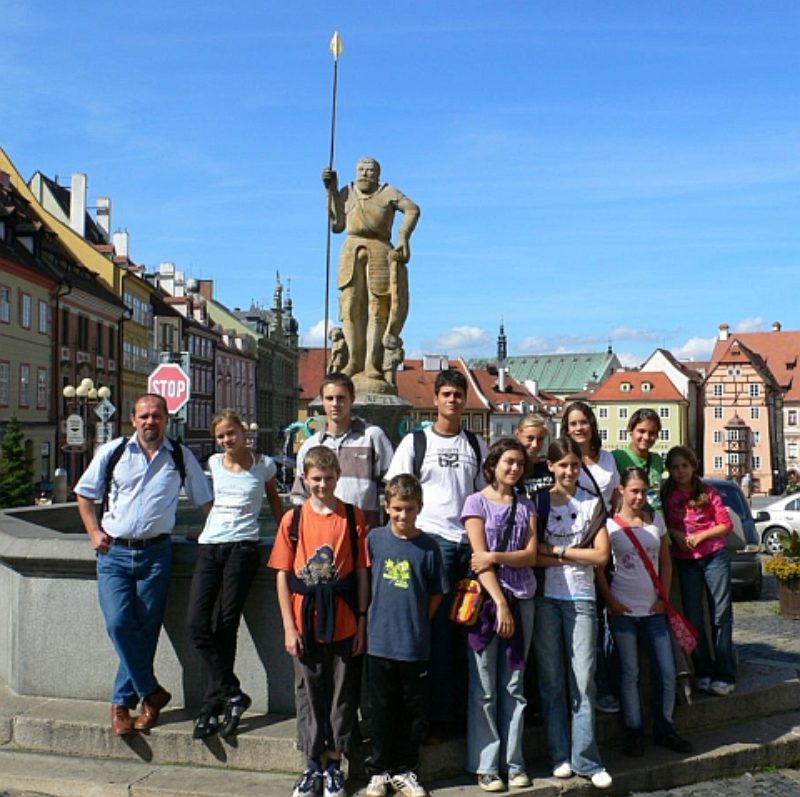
[62,379,112,462]
[248,422,259,452]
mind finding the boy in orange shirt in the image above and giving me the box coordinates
[268,446,370,797]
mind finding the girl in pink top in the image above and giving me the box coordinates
[661,446,735,696]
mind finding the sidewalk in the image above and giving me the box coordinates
[1,565,799,796]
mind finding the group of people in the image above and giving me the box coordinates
[75,371,736,797]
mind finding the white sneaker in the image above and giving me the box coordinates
[695,677,712,693]
[552,762,572,779]
[366,773,391,797]
[709,680,735,696]
[508,772,531,788]
[590,770,613,790]
[391,771,427,797]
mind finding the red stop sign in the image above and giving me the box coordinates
[148,363,191,414]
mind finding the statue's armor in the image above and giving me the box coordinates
[339,236,392,295]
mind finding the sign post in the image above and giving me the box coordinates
[148,363,191,415]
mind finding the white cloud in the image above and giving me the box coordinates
[608,326,663,342]
[517,327,663,355]
[301,319,327,347]
[424,325,490,353]
[734,316,765,333]
[616,351,643,368]
[671,336,716,361]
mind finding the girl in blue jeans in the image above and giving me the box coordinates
[533,437,612,790]
[597,467,693,757]
[462,438,538,792]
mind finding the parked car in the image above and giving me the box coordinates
[754,494,800,555]
[705,479,763,600]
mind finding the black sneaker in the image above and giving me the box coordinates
[192,708,219,740]
[654,730,693,754]
[293,770,323,797]
[219,692,252,738]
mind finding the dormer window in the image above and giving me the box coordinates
[642,381,653,392]
[620,382,632,392]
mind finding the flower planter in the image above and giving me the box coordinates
[778,578,800,620]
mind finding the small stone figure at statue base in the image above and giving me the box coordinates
[328,326,348,374]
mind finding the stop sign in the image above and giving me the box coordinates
[148,363,191,414]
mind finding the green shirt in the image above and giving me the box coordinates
[612,448,664,510]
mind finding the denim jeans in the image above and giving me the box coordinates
[467,598,535,776]
[608,613,676,736]
[428,534,471,724]
[187,541,261,710]
[96,538,172,707]
[534,597,604,776]
[676,548,736,683]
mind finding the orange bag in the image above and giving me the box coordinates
[449,578,484,626]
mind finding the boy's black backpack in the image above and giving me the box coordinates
[411,428,483,486]
[102,437,186,512]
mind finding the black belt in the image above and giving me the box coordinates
[110,534,170,549]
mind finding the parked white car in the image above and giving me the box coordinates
[754,494,800,555]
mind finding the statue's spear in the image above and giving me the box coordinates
[323,31,344,375]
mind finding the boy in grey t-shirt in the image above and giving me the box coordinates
[365,475,446,797]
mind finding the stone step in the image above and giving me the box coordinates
[2,708,800,797]
[2,656,798,781]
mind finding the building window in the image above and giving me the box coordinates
[38,300,49,334]
[750,407,760,420]
[714,430,723,443]
[752,455,761,470]
[96,321,104,355]
[659,406,670,419]
[618,429,628,442]
[620,382,632,392]
[790,410,798,426]
[752,430,761,445]
[749,383,761,398]
[659,429,670,441]
[77,315,89,351]
[789,442,798,460]
[19,364,30,406]
[37,368,47,409]
[598,407,608,419]
[727,452,743,465]
[0,361,9,405]
[61,308,70,345]
[619,407,628,419]
[714,407,723,420]
[599,428,608,441]
[0,286,10,323]
[713,384,723,397]
[713,456,723,470]
[20,293,32,329]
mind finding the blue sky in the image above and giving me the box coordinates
[3,1,798,366]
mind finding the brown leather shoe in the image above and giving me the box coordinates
[111,704,135,736]
[133,686,172,731]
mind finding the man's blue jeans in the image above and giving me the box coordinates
[96,538,172,706]
[676,548,736,683]
[608,612,676,736]
[428,533,471,724]
[534,597,604,776]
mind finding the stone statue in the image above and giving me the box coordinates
[323,157,420,394]
[327,326,348,373]
[382,334,404,390]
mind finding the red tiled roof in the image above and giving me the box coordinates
[590,371,684,402]
[298,348,327,400]
[710,330,800,398]
[396,359,486,410]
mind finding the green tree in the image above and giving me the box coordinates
[0,417,35,508]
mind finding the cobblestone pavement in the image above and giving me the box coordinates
[630,769,800,796]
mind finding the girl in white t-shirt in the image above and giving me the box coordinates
[534,438,612,790]
[596,467,692,758]
[188,409,285,740]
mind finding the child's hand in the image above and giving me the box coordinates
[471,550,494,573]
[285,627,303,658]
[495,603,515,639]
[671,531,691,553]
[650,598,667,615]
[608,598,631,616]
[352,619,366,656]
[685,533,703,550]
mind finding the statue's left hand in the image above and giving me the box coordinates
[395,243,411,263]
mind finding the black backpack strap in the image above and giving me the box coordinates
[344,502,359,567]
[464,429,483,488]
[168,438,187,488]
[412,429,426,478]
[102,437,129,512]
[290,506,301,550]
[533,489,551,598]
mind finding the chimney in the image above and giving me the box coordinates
[718,323,730,341]
[96,197,111,241]
[112,230,129,259]
[773,321,782,332]
[197,279,215,300]
[159,262,176,295]
[498,366,507,393]
[69,173,87,237]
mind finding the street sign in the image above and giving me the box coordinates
[95,398,116,422]
[66,414,85,446]
[148,363,191,414]
[95,421,114,445]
